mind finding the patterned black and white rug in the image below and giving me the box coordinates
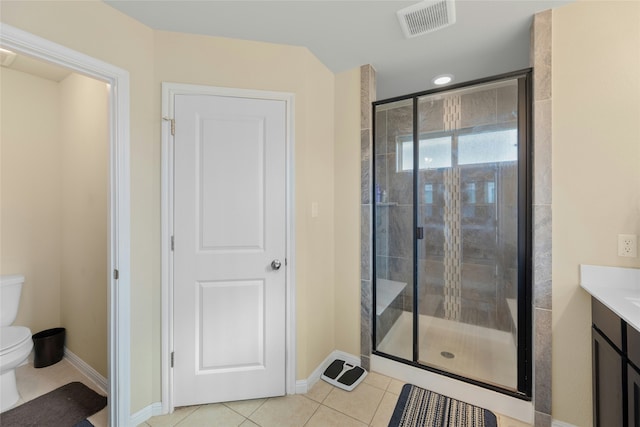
[388,384,497,427]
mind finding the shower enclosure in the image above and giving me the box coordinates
[372,71,532,397]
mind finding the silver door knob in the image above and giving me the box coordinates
[271,260,282,270]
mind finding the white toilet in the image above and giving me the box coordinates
[0,275,33,412]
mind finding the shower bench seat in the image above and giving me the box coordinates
[375,278,407,347]
[376,279,407,316]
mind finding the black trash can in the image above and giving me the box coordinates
[32,327,65,368]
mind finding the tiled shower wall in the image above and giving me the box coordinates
[373,86,519,334]
[360,9,553,426]
[531,9,553,427]
[360,64,376,371]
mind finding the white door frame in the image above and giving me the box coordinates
[161,82,296,413]
[0,23,131,426]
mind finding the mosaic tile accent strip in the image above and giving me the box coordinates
[443,95,461,131]
[442,94,462,321]
[443,167,462,321]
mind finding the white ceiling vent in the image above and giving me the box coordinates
[397,0,456,39]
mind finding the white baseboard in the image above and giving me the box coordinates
[295,350,361,394]
[64,347,107,394]
[130,401,163,426]
[141,350,361,423]
[552,420,579,427]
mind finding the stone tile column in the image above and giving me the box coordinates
[360,64,376,370]
[531,9,553,427]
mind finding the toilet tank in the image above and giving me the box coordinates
[0,275,25,326]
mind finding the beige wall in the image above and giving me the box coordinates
[552,1,640,425]
[0,67,62,332]
[0,67,109,376]
[1,0,352,413]
[10,1,639,424]
[0,67,110,377]
[333,67,362,356]
[153,30,338,379]
[59,73,109,378]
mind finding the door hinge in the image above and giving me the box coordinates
[416,227,424,240]
[113,269,119,280]
[162,116,175,136]
[171,351,174,368]
[171,236,174,251]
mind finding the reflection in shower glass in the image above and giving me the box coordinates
[458,129,518,165]
[398,137,452,171]
[373,75,530,395]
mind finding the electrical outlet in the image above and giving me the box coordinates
[618,234,638,257]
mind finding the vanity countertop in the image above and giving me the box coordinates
[581,264,640,333]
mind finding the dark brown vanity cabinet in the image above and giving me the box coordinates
[592,298,640,427]
[630,361,640,427]
[629,323,640,427]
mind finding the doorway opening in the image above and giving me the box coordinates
[0,24,131,426]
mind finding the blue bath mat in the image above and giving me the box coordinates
[388,384,497,427]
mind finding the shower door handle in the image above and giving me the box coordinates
[271,259,282,270]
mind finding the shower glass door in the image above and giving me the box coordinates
[373,72,531,396]
[373,98,415,362]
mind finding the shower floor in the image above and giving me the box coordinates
[376,311,517,390]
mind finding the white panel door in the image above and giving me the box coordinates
[173,94,286,406]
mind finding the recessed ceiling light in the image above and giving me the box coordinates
[433,74,454,85]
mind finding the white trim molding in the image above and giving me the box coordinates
[552,421,579,427]
[130,402,164,427]
[0,23,131,427]
[64,348,108,394]
[160,82,296,414]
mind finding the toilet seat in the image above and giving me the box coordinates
[0,326,31,357]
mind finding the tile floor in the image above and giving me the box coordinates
[11,358,532,427]
[143,372,532,427]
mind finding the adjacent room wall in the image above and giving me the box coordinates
[0,66,108,377]
[0,67,62,333]
[59,73,109,378]
[0,67,110,378]
[552,1,640,426]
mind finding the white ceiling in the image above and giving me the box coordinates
[104,0,572,99]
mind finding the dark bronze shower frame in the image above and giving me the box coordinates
[371,69,533,400]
